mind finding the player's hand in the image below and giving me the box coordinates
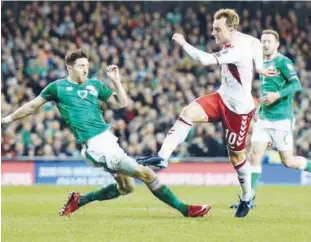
[260,92,281,105]
[172,33,187,47]
[106,65,121,82]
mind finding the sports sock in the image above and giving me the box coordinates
[147,178,188,216]
[250,165,262,197]
[78,184,121,207]
[234,159,252,201]
[158,115,193,161]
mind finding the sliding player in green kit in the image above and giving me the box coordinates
[231,30,311,209]
[1,49,210,218]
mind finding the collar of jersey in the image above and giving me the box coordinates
[65,78,88,86]
[264,53,280,63]
[223,31,241,48]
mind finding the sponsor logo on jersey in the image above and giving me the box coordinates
[66,86,73,91]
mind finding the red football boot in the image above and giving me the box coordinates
[59,192,81,216]
[186,204,211,217]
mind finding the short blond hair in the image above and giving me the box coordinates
[262,29,280,41]
[214,9,240,29]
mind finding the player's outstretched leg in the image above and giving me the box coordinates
[59,174,134,216]
[138,101,208,169]
[136,110,193,169]
[132,164,211,217]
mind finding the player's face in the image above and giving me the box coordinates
[70,58,89,83]
[212,17,232,45]
[261,34,279,57]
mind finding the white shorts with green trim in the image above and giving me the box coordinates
[251,119,294,151]
[80,130,138,174]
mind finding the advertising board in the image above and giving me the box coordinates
[1,161,35,185]
[35,160,116,186]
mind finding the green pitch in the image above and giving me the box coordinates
[2,186,311,242]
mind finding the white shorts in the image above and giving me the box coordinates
[251,119,294,151]
[80,130,138,175]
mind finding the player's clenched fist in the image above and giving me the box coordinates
[106,65,120,82]
[172,33,187,47]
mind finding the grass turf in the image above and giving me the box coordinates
[2,185,311,242]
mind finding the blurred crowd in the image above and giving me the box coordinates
[1,2,311,159]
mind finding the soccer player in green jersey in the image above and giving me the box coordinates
[1,48,210,218]
[231,29,311,209]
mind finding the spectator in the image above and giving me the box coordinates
[1,2,310,159]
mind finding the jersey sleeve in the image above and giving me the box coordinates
[40,82,58,101]
[98,81,114,102]
[280,58,298,81]
[252,39,263,70]
[212,46,243,65]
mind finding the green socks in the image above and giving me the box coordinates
[250,165,262,197]
[78,184,121,207]
[150,184,188,216]
[251,172,261,191]
[304,160,311,172]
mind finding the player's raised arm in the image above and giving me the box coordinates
[1,96,47,125]
[106,65,128,108]
[172,33,218,66]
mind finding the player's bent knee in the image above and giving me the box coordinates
[116,176,135,195]
[230,156,240,165]
[180,103,207,123]
[182,103,200,117]
[228,150,246,165]
[180,106,192,120]
[133,165,156,184]
[113,157,140,177]
[119,182,135,195]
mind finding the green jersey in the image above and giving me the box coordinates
[259,54,301,121]
[40,78,113,143]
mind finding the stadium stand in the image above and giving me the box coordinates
[1,2,310,158]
